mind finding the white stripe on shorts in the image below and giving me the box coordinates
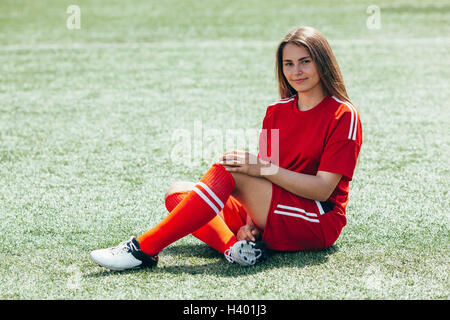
[315,201,325,215]
[276,204,318,217]
[274,210,320,223]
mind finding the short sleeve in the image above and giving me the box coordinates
[318,104,362,181]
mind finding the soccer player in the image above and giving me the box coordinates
[90,26,362,270]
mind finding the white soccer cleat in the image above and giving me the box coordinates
[90,236,158,271]
[224,240,266,266]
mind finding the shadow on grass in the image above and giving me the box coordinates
[85,243,340,278]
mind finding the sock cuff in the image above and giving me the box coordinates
[187,163,235,215]
[164,164,234,214]
[207,163,236,190]
[165,192,187,212]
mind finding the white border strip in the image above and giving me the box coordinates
[197,181,224,209]
[274,210,320,223]
[276,204,317,217]
[315,201,325,215]
[332,96,358,141]
[268,97,295,107]
[192,186,220,214]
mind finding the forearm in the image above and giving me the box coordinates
[262,164,331,201]
[218,151,339,201]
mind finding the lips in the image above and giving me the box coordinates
[293,78,307,83]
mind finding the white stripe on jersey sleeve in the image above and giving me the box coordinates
[332,96,358,141]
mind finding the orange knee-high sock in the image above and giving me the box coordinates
[137,164,235,255]
[164,192,237,254]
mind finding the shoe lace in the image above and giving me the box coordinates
[110,238,138,255]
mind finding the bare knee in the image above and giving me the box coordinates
[164,181,195,199]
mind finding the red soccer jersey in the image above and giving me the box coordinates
[258,94,362,216]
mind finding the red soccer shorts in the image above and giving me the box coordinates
[222,184,347,251]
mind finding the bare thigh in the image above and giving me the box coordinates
[228,172,272,230]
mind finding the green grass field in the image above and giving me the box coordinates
[0,0,449,299]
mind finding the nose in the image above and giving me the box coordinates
[295,63,303,75]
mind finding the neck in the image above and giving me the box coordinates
[297,85,327,111]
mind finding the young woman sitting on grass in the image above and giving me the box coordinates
[90,26,362,270]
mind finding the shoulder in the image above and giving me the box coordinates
[326,96,362,143]
[328,96,360,122]
[264,96,296,118]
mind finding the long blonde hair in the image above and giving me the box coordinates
[275,26,351,103]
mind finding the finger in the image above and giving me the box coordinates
[220,156,246,165]
[223,150,246,158]
[245,229,256,242]
[248,233,256,242]
[221,158,239,165]
[221,163,242,168]
[222,154,246,161]
[219,152,234,161]
[219,154,235,162]
[218,160,243,167]
[223,166,242,173]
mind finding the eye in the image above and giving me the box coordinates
[284,62,293,66]
[302,59,311,64]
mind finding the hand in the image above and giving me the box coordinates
[217,150,271,177]
[237,224,262,242]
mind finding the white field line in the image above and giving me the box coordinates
[0,38,449,51]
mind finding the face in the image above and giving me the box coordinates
[282,43,322,94]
